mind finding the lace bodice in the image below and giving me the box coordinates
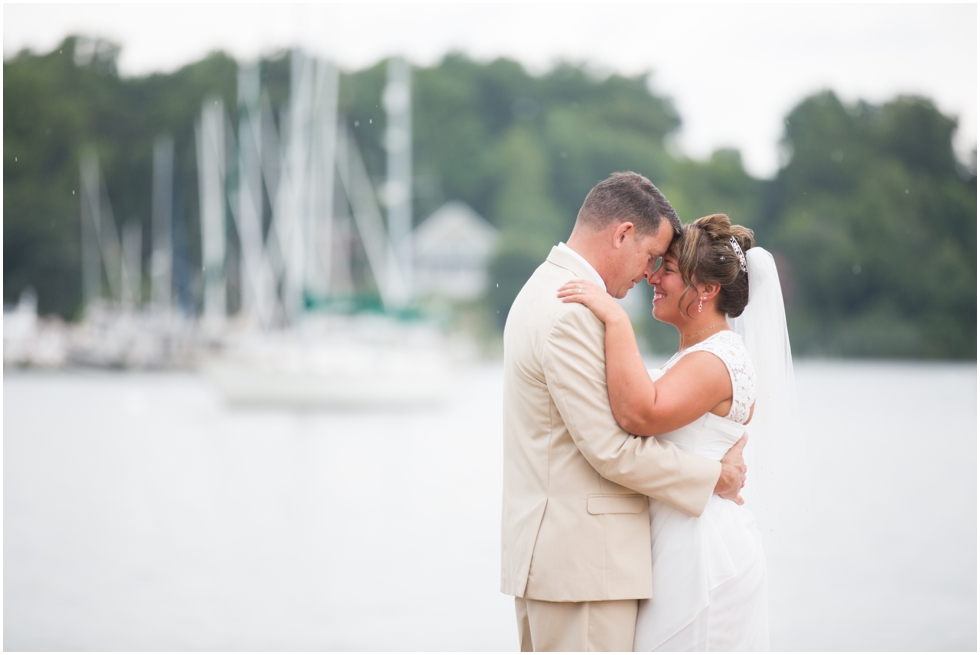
[661,330,756,424]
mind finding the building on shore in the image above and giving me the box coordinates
[411,201,499,301]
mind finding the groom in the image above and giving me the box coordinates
[500,172,747,651]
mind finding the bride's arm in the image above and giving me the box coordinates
[558,280,732,435]
[600,309,664,435]
[640,353,734,433]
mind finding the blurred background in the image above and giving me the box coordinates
[4,3,976,651]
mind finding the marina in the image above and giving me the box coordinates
[3,49,488,409]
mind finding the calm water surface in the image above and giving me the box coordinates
[3,360,976,650]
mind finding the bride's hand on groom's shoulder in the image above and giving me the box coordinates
[557,279,626,325]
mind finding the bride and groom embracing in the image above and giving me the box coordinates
[501,172,794,651]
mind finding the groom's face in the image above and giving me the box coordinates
[609,222,674,299]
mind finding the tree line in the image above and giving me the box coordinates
[4,36,976,358]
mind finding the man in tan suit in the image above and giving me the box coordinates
[501,172,747,651]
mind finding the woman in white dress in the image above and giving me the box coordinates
[558,213,792,651]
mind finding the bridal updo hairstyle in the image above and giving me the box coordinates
[671,213,755,318]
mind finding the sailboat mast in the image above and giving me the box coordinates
[384,56,413,308]
[150,135,174,312]
[197,98,227,324]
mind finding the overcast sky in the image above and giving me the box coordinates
[4,2,977,178]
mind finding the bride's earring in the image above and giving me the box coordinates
[698,296,704,313]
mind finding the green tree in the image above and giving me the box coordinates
[766,91,976,358]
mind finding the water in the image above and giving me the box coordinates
[3,360,976,650]
[768,361,976,651]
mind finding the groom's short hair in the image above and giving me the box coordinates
[576,171,682,237]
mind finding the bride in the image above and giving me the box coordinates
[558,213,794,651]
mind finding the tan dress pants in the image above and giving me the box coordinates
[515,597,638,652]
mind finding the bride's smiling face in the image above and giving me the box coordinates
[649,252,693,325]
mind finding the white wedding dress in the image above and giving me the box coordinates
[633,330,770,651]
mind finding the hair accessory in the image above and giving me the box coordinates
[729,237,748,273]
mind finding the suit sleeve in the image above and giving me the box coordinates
[543,305,720,517]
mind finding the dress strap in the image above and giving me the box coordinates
[662,331,756,424]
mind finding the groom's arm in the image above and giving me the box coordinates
[543,305,722,517]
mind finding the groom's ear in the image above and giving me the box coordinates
[611,222,635,248]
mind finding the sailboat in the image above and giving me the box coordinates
[198,52,461,408]
[71,139,196,370]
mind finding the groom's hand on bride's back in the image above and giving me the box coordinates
[715,435,748,505]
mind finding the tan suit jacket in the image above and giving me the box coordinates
[501,246,721,602]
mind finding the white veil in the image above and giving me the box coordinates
[729,247,801,542]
